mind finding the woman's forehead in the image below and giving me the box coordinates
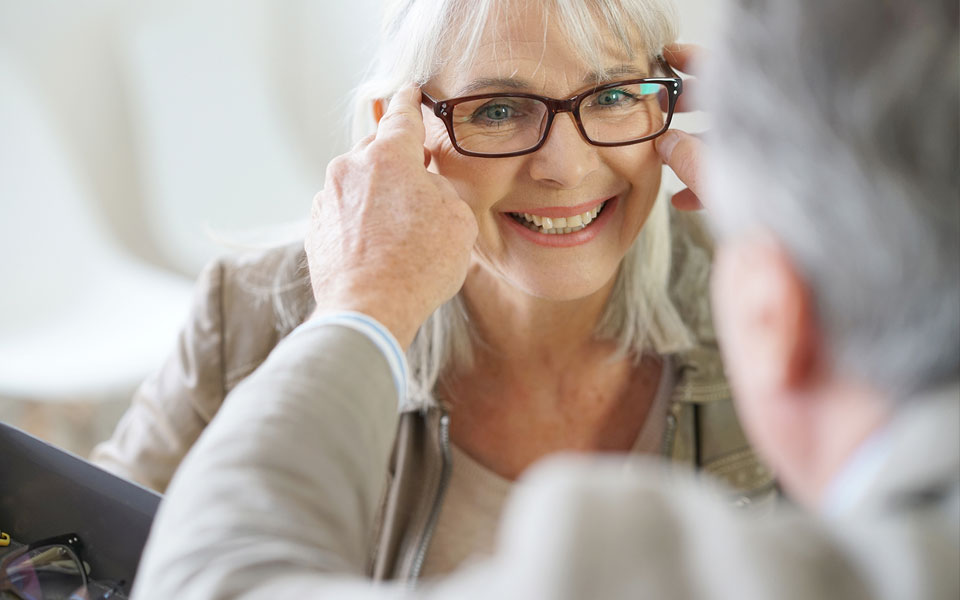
[433,8,650,96]
[440,58,651,98]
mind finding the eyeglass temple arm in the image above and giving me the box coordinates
[28,533,83,552]
[420,90,446,118]
[656,54,681,79]
[419,90,437,107]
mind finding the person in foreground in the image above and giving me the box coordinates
[132,0,959,598]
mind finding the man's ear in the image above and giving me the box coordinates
[372,99,386,124]
[713,234,819,395]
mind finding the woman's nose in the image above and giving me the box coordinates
[526,112,601,188]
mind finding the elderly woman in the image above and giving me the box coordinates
[95,0,772,583]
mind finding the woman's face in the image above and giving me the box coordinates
[420,9,663,303]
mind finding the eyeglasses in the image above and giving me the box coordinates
[1,533,125,600]
[421,55,682,158]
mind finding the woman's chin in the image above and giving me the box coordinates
[465,249,623,304]
[502,266,619,303]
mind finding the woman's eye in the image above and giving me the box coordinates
[478,104,513,121]
[597,89,629,106]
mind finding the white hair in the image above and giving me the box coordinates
[344,0,694,410]
[351,0,680,140]
[706,0,960,398]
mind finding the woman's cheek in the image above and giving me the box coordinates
[622,144,661,177]
[620,147,662,199]
[423,117,458,170]
[610,148,663,241]
[427,140,507,217]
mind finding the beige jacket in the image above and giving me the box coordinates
[95,210,774,582]
[131,322,959,599]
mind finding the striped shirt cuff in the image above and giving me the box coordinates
[290,311,409,408]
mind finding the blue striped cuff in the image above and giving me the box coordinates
[290,311,409,408]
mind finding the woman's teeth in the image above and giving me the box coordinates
[510,201,607,235]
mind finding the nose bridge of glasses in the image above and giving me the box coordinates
[540,101,593,150]
[549,95,580,115]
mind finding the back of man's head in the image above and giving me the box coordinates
[706,0,959,399]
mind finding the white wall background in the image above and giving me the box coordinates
[0,0,715,451]
[1,0,383,276]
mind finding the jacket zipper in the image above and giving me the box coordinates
[405,378,727,580]
[408,410,452,584]
[659,379,729,459]
[660,412,678,457]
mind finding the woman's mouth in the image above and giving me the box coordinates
[507,200,609,235]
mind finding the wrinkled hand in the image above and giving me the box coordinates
[655,43,706,211]
[305,84,478,348]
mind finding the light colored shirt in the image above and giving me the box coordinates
[420,357,675,577]
[821,425,893,518]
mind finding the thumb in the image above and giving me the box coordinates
[655,130,704,200]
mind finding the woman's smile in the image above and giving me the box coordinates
[500,196,620,248]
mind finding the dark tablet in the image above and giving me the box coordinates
[0,421,161,594]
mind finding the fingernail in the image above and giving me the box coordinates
[656,131,680,162]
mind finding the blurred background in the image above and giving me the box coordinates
[0,0,716,457]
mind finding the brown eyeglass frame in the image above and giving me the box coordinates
[420,55,682,158]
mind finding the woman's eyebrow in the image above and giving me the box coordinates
[582,64,649,82]
[453,64,650,97]
[454,77,531,96]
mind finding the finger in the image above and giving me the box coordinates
[374,83,426,157]
[670,187,704,211]
[351,133,377,152]
[662,43,706,75]
[655,129,703,198]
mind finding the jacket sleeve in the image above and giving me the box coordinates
[90,259,227,493]
[130,323,406,599]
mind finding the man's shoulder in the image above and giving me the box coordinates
[498,454,959,600]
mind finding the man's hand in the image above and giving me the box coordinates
[655,43,706,211]
[305,84,478,348]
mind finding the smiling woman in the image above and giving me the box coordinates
[354,0,694,410]
[92,0,775,585]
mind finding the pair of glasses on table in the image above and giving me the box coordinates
[0,533,124,600]
[420,54,682,158]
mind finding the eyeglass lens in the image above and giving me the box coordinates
[2,545,87,600]
[448,82,669,155]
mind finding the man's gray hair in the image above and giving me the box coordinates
[706,0,959,397]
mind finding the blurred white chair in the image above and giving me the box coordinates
[122,0,381,274]
[0,55,193,401]
[0,0,378,404]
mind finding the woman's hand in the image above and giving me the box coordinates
[655,43,706,211]
[305,84,478,349]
